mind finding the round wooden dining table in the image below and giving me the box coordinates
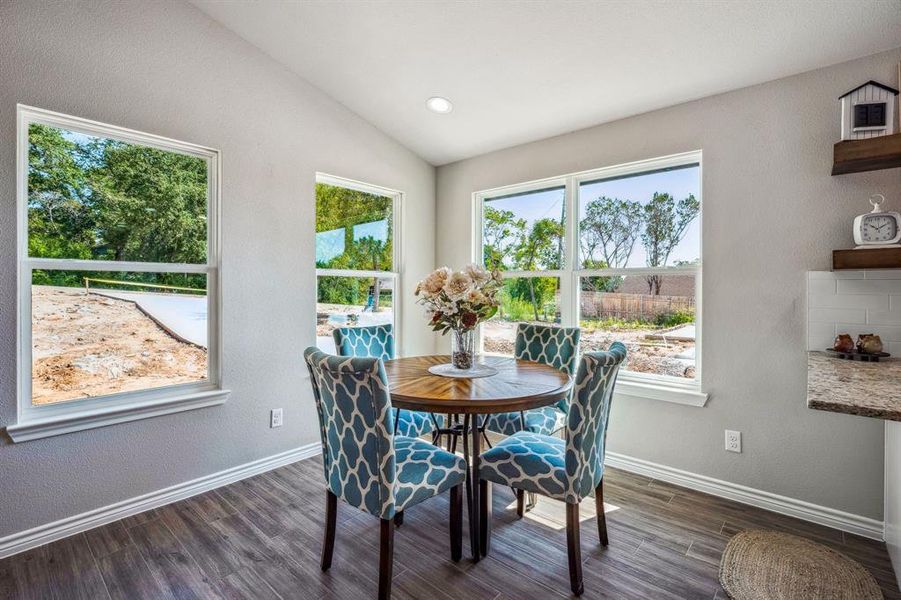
[383,354,573,562]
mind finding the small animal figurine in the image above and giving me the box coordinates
[833,334,855,353]
[857,334,884,354]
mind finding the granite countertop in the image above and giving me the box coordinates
[807,351,901,421]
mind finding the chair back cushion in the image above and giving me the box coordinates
[332,323,395,361]
[303,347,396,518]
[564,342,627,503]
[514,323,581,412]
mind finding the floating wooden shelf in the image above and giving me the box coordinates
[833,247,901,270]
[832,133,901,175]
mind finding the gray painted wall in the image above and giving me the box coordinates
[436,49,901,520]
[0,1,435,537]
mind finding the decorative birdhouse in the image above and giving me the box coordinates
[839,80,898,141]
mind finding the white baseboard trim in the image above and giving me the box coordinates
[1,444,883,559]
[0,443,321,559]
[605,452,885,541]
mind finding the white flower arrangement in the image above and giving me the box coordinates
[415,264,503,334]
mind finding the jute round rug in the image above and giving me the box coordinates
[719,530,883,600]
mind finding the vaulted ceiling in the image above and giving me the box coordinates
[192,0,901,165]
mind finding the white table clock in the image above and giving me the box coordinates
[854,194,901,248]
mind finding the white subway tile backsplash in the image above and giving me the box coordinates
[809,308,867,324]
[863,270,901,280]
[807,279,836,297]
[868,311,901,325]
[809,270,866,279]
[808,293,889,310]
[835,271,867,279]
[808,271,901,354]
[808,322,836,352]
[838,279,901,295]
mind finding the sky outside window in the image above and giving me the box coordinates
[483,186,565,271]
[579,165,700,268]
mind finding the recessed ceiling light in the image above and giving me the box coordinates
[426,96,453,114]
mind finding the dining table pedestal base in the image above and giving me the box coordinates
[383,355,574,565]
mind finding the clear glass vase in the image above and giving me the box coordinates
[451,328,475,370]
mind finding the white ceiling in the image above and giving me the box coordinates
[192,0,901,165]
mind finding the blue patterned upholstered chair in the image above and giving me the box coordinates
[332,324,439,439]
[478,342,627,596]
[304,347,466,600]
[484,323,581,437]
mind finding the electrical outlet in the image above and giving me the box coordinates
[725,430,741,453]
[270,408,283,428]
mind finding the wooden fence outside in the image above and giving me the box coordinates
[580,291,694,321]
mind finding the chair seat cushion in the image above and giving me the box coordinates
[484,406,566,436]
[395,409,440,437]
[394,436,466,512]
[479,432,569,501]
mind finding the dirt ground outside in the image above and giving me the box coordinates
[31,286,207,405]
[316,302,393,339]
[482,319,695,379]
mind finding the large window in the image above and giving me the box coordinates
[12,106,224,441]
[315,174,401,353]
[476,152,704,403]
[481,185,565,353]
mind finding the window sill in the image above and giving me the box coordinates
[614,377,708,407]
[6,388,230,442]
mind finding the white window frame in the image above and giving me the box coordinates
[315,173,403,355]
[473,150,707,407]
[9,105,228,442]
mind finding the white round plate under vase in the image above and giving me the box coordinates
[428,363,499,379]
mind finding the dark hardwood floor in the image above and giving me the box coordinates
[0,455,897,599]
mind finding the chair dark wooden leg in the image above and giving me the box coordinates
[470,418,482,562]
[321,490,337,571]
[394,510,404,527]
[595,479,608,547]
[479,480,492,556]
[450,483,463,562]
[516,489,525,519]
[379,518,395,600]
[566,502,584,596]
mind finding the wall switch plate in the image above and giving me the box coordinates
[270,408,283,428]
[725,430,741,453]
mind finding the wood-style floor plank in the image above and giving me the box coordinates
[183,490,236,523]
[269,524,384,599]
[0,457,897,600]
[118,508,165,530]
[45,534,110,600]
[214,481,285,538]
[207,511,369,599]
[159,502,244,580]
[1,546,54,600]
[96,545,172,600]
[128,517,223,599]
[0,555,20,600]
[216,567,280,600]
[83,521,132,559]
